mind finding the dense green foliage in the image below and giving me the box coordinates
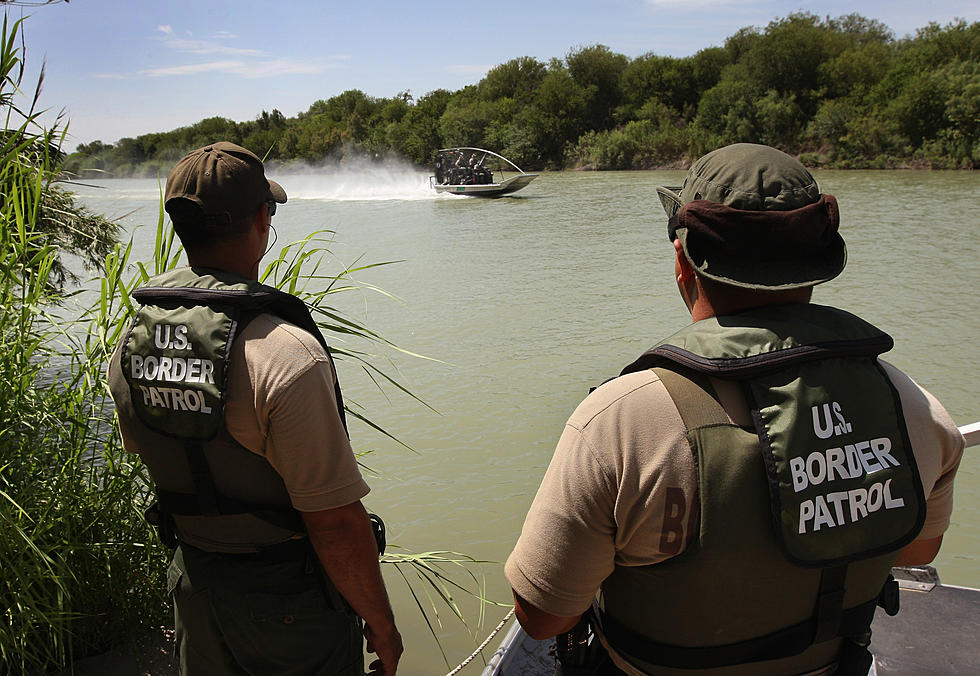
[0,15,170,672]
[64,13,979,174]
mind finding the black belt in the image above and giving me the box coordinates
[181,536,312,563]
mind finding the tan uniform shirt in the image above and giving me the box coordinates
[110,312,369,549]
[223,312,368,511]
[505,360,963,672]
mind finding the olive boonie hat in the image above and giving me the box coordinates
[656,143,846,290]
[165,141,286,222]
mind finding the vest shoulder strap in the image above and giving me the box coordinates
[651,366,728,430]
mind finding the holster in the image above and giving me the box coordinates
[555,609,615,676]
[369,512,386,556]
[144,501,177,549]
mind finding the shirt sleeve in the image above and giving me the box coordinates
[265,358,370,512]
[505,371,697,618]
[505,423,618,617]
[881,361,964,540]
[226,313,370,513]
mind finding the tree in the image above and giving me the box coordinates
[883,70,950,146]
[565,45,628,133]
[689,47,730,101]
[57,15,980,173]
[438,86,493,147]
[742,13,832,117]
[478,56,546,102]
[819,41,895,101]
[695,78,759,145]
[755,89,805,146]
[387,89,452,164]
[618,53,690,121]
[826,13,893,48]
[940,61,980,163]
[724,26,761,63]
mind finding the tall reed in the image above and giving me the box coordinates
[0,14,170,672]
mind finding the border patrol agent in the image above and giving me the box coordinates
[108,142,402,675]
[504,144,964,675]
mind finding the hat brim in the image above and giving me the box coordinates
[656,186,683,219]
[677,227,847,291]
[268,180,287,204]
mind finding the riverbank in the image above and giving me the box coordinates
[65,153,975,182]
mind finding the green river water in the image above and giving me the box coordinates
[73,167,979,675]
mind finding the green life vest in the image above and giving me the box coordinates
[118,267,348,541]
[599,304,924,672]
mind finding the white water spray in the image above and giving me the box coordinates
[272,157,436,202]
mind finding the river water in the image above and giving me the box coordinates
[72,166,979,675]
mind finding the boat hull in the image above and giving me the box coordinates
[433,174,538,197]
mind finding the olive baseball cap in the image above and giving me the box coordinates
[655,143,846,290]
[164,142,286,222]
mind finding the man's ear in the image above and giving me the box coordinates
[673,238,695,281]
[253,203,271,236]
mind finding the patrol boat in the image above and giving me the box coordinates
[480,421,980,676]
[430,148,538,197]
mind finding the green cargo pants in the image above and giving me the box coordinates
[168,544,363,676]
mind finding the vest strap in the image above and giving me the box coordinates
[599,593,879,669]
[184,440,220,516]
[652,367,728,430]
[814,564,847,644]
[157,489,305,532]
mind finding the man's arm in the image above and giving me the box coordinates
[303,501,402,676]
[512,590,582,640]
[895,535,943,566]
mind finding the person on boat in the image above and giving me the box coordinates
[504,143,964,675]
[473,153,492,184]
[107,142,402,675]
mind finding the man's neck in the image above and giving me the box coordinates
[186,245,258,280]
[689,284,813,322]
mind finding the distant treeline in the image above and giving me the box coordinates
[64,13,979,176]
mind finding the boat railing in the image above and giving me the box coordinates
[960,421,979,448]
[436,147,530,175]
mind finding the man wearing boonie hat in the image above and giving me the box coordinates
[108,142,402,675]
[506,144,963,675]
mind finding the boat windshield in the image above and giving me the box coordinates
[434,149,500,186]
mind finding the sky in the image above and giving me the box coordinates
[10,0,979,152]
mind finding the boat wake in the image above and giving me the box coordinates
[274,160,434,202]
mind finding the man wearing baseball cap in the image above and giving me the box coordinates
[505,144,963,675]
[108,142,402,675]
